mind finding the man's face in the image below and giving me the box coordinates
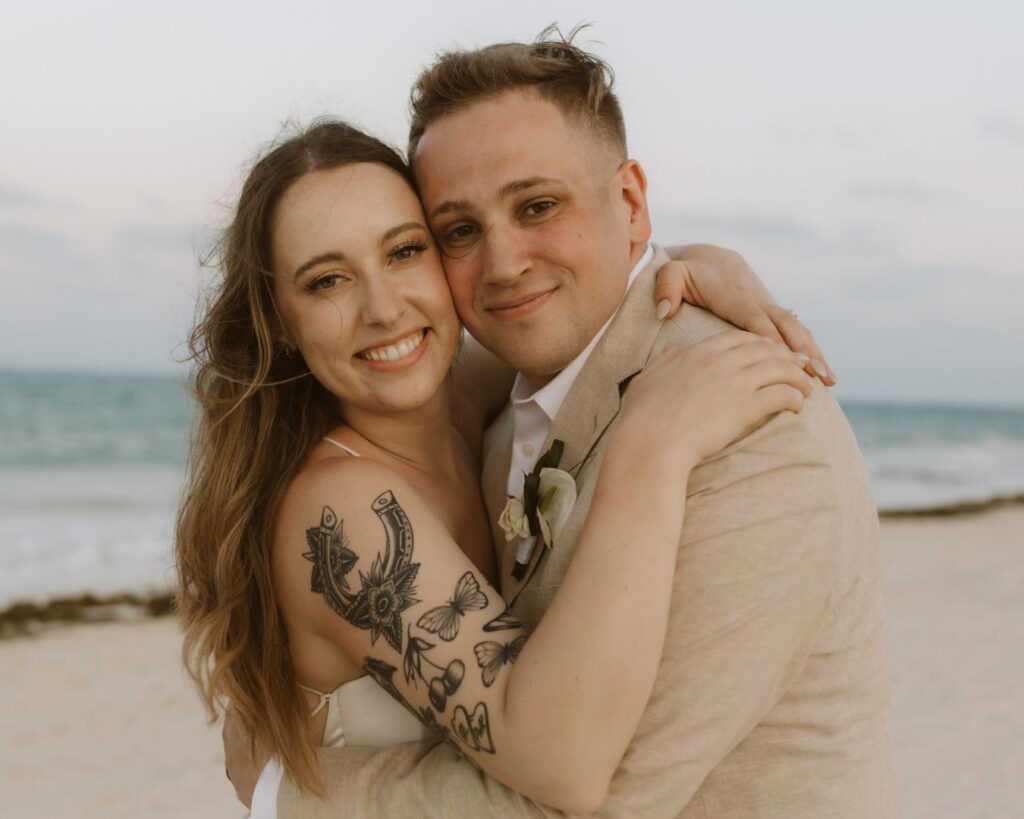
[412,90,652,383]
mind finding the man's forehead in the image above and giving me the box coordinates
[411,94,600,210]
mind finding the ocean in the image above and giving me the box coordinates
[1,369,1022,608]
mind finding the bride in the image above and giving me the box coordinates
[176,120,820,812]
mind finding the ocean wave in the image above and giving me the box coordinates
[862,439,1024,513]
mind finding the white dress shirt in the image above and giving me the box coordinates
[250,243,655,819]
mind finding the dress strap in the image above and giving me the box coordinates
[297,684,332,717]
[322,436,361,457]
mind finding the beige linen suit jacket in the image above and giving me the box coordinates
[280,246,901,818]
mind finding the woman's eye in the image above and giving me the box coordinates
[390,241,427,262]
[307,273,345,292]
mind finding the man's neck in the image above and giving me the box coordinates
[514,241,654,395]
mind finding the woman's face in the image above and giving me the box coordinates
[271,162,461,416]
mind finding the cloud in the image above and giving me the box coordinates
[0,223,92,268]
[653,208,896,258]
[114,224,198,254]
[656,209,819,243]
[0,182,45,209]
[978,115,1024,142]
[845,181,941,203]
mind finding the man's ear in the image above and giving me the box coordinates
[616,159,653,249]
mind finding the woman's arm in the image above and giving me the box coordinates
[661,243,835,384]
[272,332,812,813]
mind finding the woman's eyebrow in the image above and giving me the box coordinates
[292,252,345,281]
[380,221,426,245]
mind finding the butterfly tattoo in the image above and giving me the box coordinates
[482,610,522,632]
[416,571,489,641]
[474,635,527,687]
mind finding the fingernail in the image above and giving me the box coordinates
[795,352,810,363]
[656,299,671,320]
[811,359,828,380]
[826,365,838,383]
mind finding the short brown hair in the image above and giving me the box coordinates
[408,25,626,160]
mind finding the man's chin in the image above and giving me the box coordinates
[491,337,582,382]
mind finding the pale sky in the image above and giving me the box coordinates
[1,0,1022,405]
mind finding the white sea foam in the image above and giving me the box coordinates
[2,370,1022,607]
[865,440,1024,513]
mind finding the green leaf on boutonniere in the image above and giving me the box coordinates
[535,439,564,472]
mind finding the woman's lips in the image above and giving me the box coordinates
[355,329,430,371]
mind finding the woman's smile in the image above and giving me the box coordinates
[355,328,431,370]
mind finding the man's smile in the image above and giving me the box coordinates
[484,288,557,320]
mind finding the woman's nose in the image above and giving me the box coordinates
[361,276,407,325]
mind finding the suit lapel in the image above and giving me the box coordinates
[479,405,517,596]
[500,245,672,605]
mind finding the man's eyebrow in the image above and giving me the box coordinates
[429,199,473,220]
[497,176,560,199]
[428,177,561,220]
[292,252,345,282]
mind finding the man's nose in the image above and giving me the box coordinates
[480,224,530,285]
[361,275,407,325]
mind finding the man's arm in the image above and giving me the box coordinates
[594,375,842,815]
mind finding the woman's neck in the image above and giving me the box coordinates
[337,385,460,478]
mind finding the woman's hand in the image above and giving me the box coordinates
[618,330,815,473]
[653,244,836,386]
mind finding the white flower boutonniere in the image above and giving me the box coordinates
[498,497,531,541]
[534,467,577,547]
[498,440,577,579]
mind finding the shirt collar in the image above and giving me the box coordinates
[509,242,654,422]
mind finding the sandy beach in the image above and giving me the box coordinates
[2,507,1022,818]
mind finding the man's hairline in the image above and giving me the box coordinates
[408,86,626,179]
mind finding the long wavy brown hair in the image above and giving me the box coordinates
[175,119,414,795]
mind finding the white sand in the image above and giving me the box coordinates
[0,619,242,819]
[881,507,1024,818]
[1,508,1022,818]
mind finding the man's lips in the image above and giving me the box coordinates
[484,288,557,319]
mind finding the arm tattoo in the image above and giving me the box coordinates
[416,571,489,640]
[304,491,420,652]
[474,636,526,687]
[305,492,504,755]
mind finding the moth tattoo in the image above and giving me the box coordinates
[474,636,527,687]
[417,571,488,641]
[304,492,420,652]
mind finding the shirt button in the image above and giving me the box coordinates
[522,443,535,457]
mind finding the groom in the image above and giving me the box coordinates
[248,35,900,818]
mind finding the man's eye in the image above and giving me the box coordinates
[443,223,480,244]
[523,200,556,218]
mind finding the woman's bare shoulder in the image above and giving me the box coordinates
[271,457,429,616]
